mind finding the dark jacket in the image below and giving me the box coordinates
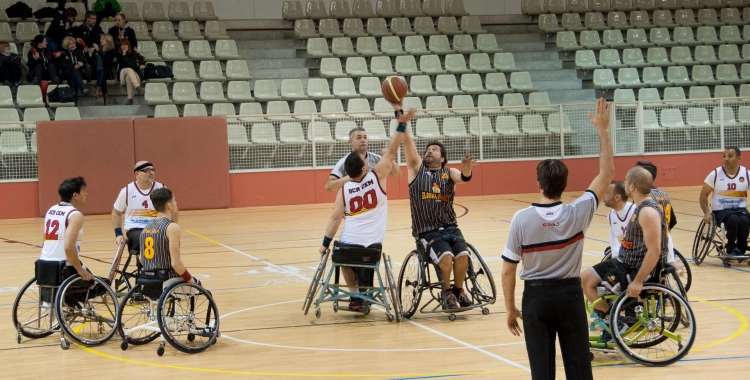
[118,50,145,81]
[0,52,22,67]
[58,49,88,75]
[27,46,54,70]
[97,48,117,78]
[72,23,105,50]
[108,25,137,49]
[45,13,72,47]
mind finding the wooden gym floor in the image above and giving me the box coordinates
[1,185,748,379]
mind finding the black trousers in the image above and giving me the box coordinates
[714,208,750,252]
[522,279,593,380]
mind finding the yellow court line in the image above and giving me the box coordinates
[184,230,222,245]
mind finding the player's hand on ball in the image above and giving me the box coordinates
[389,100,403,111]
[507,307,523,336]
[398,108,417,124]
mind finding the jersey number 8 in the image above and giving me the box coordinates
[143,236,155,259]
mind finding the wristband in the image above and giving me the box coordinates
[396,122,406,133]
[322,236,332,248]
[394,109,404,118]
[460,173,472,182]
[180,269,193,282]
[115,227,123,237]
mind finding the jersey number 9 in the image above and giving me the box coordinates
[144,236,155,259]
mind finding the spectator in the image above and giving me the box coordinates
[94,34,116,105]
[94,0,120,23]
[0,41,23,88]
[117,39,145,105]
[46,7,78,52]
[27,35,60,85]
[72,11,104,79]
[108,12,137,50]
[59,36,90,97]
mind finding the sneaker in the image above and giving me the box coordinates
[729,248,745,256]
[456,288,472,308]
[444,292,459,310]
[348,297,364,311]
[32,77,40,85]
[598,319,627,343]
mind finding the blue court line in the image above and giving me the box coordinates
[389,375,467,380]
[595,354,750,367]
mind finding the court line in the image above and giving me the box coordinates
[187,231,531,373]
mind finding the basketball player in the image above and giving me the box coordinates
[324,126,402,191]
[111,161,166,258]
[400,112,477,310]
[604,181,634,259]
[699,146,750,255]
[140,188,198,286]
[502,98,613,380]
[40,176,94,281]
[635,161,677,264]
[319,106,416,310]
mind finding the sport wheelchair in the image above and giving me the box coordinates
[398,241,496,321]
[692,213,750,267]
[586,263,696,366]
[602,246,691,295]
[12,260,119,349]
[303,242,401,322]
[116,271,220,356]
[108,241,141,296]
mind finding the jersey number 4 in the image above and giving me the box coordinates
[44,220,60,240]
[349,189,377,213]
[143,237,155,259]
[142,200,149,208]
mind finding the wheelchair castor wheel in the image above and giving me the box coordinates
[60,338,70,350]
[314,308,321,318]
[363,305,370,315]
[333,304,338,313]
[157,344,165,356]
[448,314,456,321]
[386,313,394,322]
[16,334,20,344]
[121,340,128,351]
[187,333,195,342]
[482,307,490,315]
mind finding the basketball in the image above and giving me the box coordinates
[382,76,408,104]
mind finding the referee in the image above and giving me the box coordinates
[501,98,613,380]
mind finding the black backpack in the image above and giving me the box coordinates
[144,63,174,79]
[33,7,59,20]
[6,1,33,20]
[48,87,77,103]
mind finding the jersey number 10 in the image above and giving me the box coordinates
[728,183,737,190]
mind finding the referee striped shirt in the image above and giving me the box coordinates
[140,217,178,278]
[408,163,457,237]
[618,199,668,273]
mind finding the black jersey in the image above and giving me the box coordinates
[408,163,457,237]
[140,217,178,278]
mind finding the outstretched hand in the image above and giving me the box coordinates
[461,150,477,171]
[398,108,417,125]
[588,98,611,132]
[507,307,523,336]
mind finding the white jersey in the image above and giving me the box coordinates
[339,172,388,247]
[113,181,165,230]
[705,166,749,211]
[40,203,82,264]
[607,202,635,259]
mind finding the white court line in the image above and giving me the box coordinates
[210,238,531,372]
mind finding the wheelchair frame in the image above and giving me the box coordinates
[116,278,220,356]
[397,242,496,321]
[108,241,142,296]
[303,245,401,322]
[692,214,750,267]
[602,246,692,295]
[12,269,119,350]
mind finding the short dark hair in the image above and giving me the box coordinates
[58,176,86,202]
[64,7,78,18]
[150,188,173,212]
[725,146,741,156]
[32,35,46,47]
[611,180,628,202]
[85,11,96,19]
[348,126,365,139]
[537,159,568,199]
[344,152,365,179]
[424,140,447,168]
[635,161,657,181]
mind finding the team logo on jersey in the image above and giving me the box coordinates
[441,172,448,179]
[432,182,441,194]
[741,177,745,183]
[631,214,637,223]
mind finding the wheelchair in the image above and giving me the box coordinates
[303,242,401,322]
[116,271,220,356]
[602,246,691,295]
[586,263,696,366]
[692,213,750,267]
[397,241,496,321]
[12,260,119,349]
[108,241,141,297]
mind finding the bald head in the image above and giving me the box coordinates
[625,166,653,196]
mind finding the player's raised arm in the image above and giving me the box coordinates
[586,98,615,203]
[319,190,346,254]
[374,108,415,180]
[449,150,477,184]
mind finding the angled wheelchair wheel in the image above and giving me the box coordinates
[466,244,496,305]
[12,277,57,340]
[55,275,119,346]
[382,253,402,322]
[611,284,696,366]
[672,249,691,294]
[692,219,714,265]
[398,250,424,319]
[157,281,219,354]
[116,284,160,345]
[303,250,329,316]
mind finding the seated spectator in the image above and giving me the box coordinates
[94,34,116,105]
[27,35,60,85]
[72,11,104,79]
[59,36,90,97]
[46,7,78,52]
[117,39,145,105]
[109,12,137,51]
[0,41,23,88]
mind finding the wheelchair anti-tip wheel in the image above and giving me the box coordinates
[397,250,424,320]
[54,275,119,347]
[12,277,57,341]
[157,281,219,354]
[611,283,696,366]
[303,250,329,316]
[116,284,161,348]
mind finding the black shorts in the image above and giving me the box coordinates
[419,226,469,264]
[591,258,640,294]
[126,228,142,255]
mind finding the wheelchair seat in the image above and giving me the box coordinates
[136,270,170,300]
[332,242,382,265]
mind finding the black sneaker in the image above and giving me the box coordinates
[348,297,364,311]
[456,289,472,308]
[444,292,459,309]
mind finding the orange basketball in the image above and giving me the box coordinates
[382,76,408,104]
